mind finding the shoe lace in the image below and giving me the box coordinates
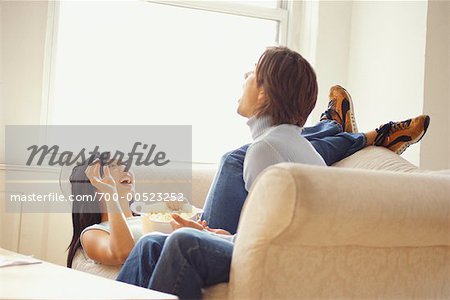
[322,100,342,123]
[328,99,336,110]
[391,119,411,131]
[374,121,394,146]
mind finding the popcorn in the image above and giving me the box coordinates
[141,204,203,234]
[146,212,195,222]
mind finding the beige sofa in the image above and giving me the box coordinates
[73,146,450,299]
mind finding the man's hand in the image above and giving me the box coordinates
[170,213,231,236]
[204,227,231,236]
[170,213,204,231]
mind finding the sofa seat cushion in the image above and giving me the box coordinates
[73,249,229,298]
[72,250,121,280]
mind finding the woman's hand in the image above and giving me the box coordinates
[85,162,118,195]
[165,197,187,211]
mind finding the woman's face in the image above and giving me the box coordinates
[108,160,135,193]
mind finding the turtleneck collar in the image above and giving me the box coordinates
[247,115,273,140]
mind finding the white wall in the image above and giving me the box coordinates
[346,1,428,166]
[1,0,49,253]
[1,0,47,127]
[308,1,353,124]
[0,3,3,159]
[311,0,450,169]
[421,0,450,170]
[0,2,3,250]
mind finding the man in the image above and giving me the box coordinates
[117,46,429,299]
[201,48,429,234]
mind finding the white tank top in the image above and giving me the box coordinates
[80,216,143,248]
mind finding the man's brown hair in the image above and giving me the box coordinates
[255,46,318,127]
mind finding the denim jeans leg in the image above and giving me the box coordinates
[302,120,366,165]
[116,233,168,287]
[148,228,233,300]
[201,144,249,234]
[201,120,365,232]
[302,119,343,139]
[308,132,367,165]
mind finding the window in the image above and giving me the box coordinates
[48,0,289,163]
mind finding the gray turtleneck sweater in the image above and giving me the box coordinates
[243,115,326,191]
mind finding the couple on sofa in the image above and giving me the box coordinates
[67,46,430,299]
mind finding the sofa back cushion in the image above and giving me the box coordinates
[333,146,418,172]
[230,163,450,299]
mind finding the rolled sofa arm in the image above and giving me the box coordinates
[229,163,450,299]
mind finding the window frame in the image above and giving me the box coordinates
[40,0,306,126]
[148,0,289,44]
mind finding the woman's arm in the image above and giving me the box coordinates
[81,215,134,265]
[82,163,135,265]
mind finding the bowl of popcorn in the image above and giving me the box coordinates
[133,201,203,234]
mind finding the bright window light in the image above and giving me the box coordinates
[51,1,279,163]
[227,0,279,8]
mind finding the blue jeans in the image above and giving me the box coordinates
[202,120,366,234]
[116,120,366,298]
[117,228,233,300]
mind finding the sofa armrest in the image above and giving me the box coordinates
[229,164,450,299]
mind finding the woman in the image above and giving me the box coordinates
[67,155,140,267]
[67,154,200,268]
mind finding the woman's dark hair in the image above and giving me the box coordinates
[254,46,318,127]
[66,157,103,268]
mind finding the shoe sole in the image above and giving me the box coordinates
[335,85,358,133]
[396,115,430,155]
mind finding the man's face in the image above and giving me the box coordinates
[237,69,265,118]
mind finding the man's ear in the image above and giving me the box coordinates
[257,87,267,105]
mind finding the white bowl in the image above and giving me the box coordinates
[137,202,203,234]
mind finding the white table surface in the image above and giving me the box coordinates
[0,248,177,300]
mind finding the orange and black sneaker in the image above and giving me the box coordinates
[320,85,358,133]
[374,115,430,155]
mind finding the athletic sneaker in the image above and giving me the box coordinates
[374,115,430,155]
[320,85,358,133]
